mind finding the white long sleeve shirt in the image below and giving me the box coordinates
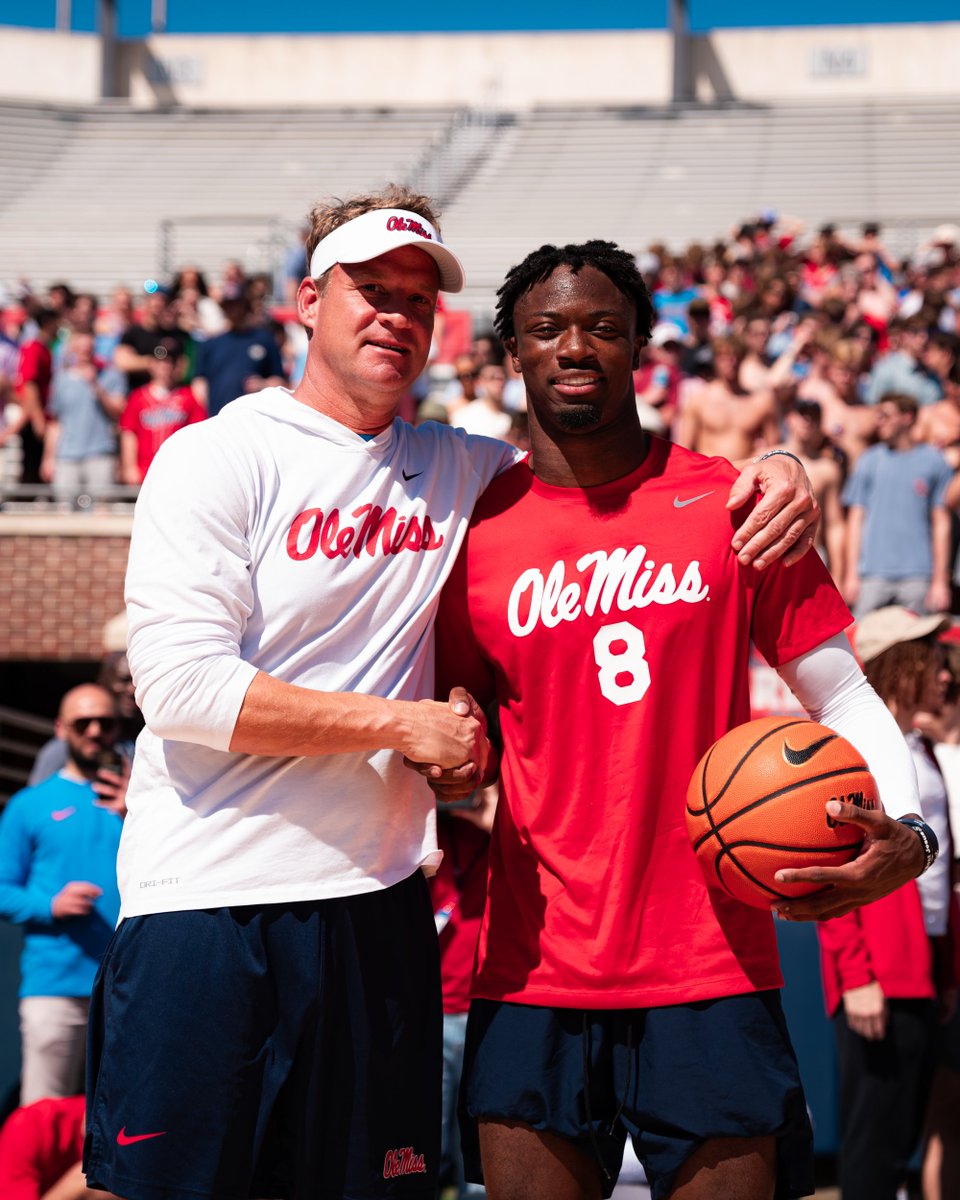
[119,388,517,917]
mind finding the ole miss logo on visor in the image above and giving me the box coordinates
[386,215,433,241]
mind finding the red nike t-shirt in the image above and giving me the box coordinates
[435,438,852,1009]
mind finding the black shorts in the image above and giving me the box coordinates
[84,872,442,1200]
[460,991,814,1200]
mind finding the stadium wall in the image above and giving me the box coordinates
[697,23,960,100]
[0,517,130,661]
[2,23,960,107]
[0,27,102,104]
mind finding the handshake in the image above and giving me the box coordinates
[401,687,495,801]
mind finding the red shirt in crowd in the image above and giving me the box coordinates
[0,1094,85,1199]
[15,341,53,415]
[431,814,491,1014]
[119,383,206,479]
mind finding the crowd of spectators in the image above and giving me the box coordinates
[0,644,137,1200]
[0,264,300,507]
[4,217,960,621]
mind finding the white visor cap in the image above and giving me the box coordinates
[308,208,465,293]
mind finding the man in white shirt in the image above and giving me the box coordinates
[451,362,512,440]
[83,184,822,1200]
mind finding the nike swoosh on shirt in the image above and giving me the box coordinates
[117,1127,167,1146]
[51,807,76,822]
[673,491,714,508]
[402,470,423,481]
[782,735,835,766]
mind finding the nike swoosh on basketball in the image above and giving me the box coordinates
[117,1127,167,1146]
[673,491,714,508]
[402,469,423,481]
[782,735,835,766]
[51,807,76,821]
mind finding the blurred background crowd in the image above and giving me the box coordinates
[2,1,960,1196]
[4,212,960,626]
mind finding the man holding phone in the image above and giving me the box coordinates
[0,684,124,1103]
[29,651,140,798]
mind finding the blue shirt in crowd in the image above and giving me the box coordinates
[0,773,122,998]
[195,327,285,417]
[843,442,953,580]
[652,286,700,333]
[49,366,124,460]
[865,352,943,407]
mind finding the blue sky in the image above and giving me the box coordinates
[2,0,957,34]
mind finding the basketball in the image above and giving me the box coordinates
[686,717,878,909]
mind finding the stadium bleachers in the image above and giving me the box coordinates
[0,101,461,295]
[444,99,960,314]
[1,98,959,318]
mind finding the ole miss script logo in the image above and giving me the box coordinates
[386,215,432,240]
[287,505,444,561]
[383,1146,426,1178]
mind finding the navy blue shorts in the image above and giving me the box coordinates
[84,872,442,1200]
[460,991,814,1200]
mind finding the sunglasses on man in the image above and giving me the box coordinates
[69,716,119,734]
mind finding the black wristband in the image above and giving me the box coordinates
[754,449,803,467]
[898,817,939,875]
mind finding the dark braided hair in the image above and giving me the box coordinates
[493,240,655,343]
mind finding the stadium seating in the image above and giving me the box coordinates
[444,100,960,314]
[1,98,959,319]
[0,101,460,296]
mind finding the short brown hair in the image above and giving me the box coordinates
[877,392,919,419]
[304,183,442,276]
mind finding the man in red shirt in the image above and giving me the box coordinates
[12,308,59,484]
[119,337,205,484]
[428,241,937,1200]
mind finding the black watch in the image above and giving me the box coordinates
[898,817,939,876]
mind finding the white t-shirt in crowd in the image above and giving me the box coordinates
[908,730,953,937]
[451,400,513,441]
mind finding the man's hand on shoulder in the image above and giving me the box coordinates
[726,452,820,570]
[771,801,926,921]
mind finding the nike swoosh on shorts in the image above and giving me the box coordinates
[117,1127,167,1146]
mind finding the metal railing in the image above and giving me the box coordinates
[158,213,293,299]
[0,481,140,515]
[408,98,510,209]
[0,705,54,803]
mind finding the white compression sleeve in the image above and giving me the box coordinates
[776,633,920,820]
